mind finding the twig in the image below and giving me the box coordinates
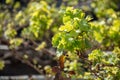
[12,49,42,74]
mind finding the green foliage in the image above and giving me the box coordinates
[35,41,46,51]
[9,38,23,49]
[113,47,120,58]
[91,0,120,18]
[0,60,5,70]
[52,7,120,79]
[0,25,2,37]
[21,1,63,40]
[87,48,120,80]
[52,7,91,52]
[14,11,27,26]
[6,0,14,5]
[0,0,63,45]
[90,12,120,49]
[88,50,104,63]
[21,1,52,39]
[5,26,17,39]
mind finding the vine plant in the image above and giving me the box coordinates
[52,7,120,80]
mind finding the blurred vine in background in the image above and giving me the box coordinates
[0,0,63,75]
[0,60,4,70]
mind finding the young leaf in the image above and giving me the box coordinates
[59,55,66,70]
[68,71,76,75]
